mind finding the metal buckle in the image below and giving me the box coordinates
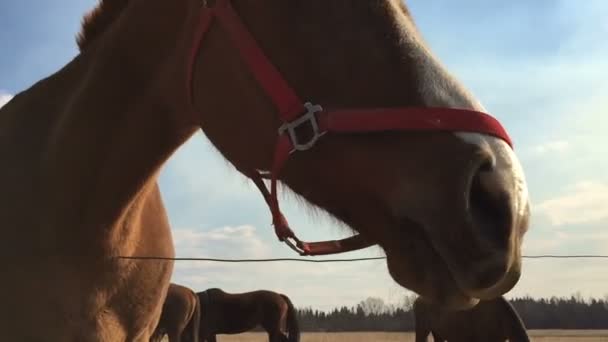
[278,102,326,153]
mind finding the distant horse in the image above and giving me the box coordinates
[414,296,530,342]
[197,288,299,342]
[0,0,531,339]
[151,283,201,342]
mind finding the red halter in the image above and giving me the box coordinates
[187,0,513,256]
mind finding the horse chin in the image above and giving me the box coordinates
[385,255,478,310]
[462,260,521,301]
[381,225,515,311]
[381,243,466,309]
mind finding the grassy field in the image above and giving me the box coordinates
[214,330,608,341]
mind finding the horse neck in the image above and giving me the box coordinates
[30,1,201,248]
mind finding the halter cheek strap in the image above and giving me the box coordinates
[188,0,513,256]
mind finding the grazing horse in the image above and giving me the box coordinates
[414,296,530,342]
[197,288,299,342]
[151,283,201,342]
[0,0,531,340]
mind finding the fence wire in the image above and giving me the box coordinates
[116,255,608,263]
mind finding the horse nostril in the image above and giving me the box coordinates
[468,157,513,247]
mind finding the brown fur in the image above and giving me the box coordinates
[77,0,130,50]
[0,0,530,340]
[151,283,201,342]
[197,289,299,342]
[414,296,530,342]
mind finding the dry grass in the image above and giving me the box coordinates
[214,331,608,342]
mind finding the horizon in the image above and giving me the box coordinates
[1,0,607,311]
[288,291,608,312]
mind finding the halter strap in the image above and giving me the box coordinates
[188,0,513,256]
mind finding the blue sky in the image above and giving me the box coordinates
[1,0,607,310]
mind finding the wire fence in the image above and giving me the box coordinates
[116,254,608,263]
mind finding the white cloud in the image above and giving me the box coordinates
[509,257,608,300]
[168,224,412,310]
[523,228,608,255]
[536,181,608,226]
[171,257,411,311]
[172,225,270,259]
[531,140,570,155]
[0,92,13,108]
[523,231,570,255]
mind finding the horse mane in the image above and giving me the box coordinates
[76,0,130,51]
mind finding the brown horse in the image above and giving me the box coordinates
[197,288,299,342]
[151,283,201,342]
[414,296,530,342]
[0,0,531,339]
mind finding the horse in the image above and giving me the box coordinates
[413,296,530,342]
[151,283,201,342]
[0,0,531,339]
[197,288,299,342]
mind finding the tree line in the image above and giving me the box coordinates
[292,293,608,331]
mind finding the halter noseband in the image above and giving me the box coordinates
[187,0,513,256]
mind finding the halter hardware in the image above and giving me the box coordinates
[278,102,326,153]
